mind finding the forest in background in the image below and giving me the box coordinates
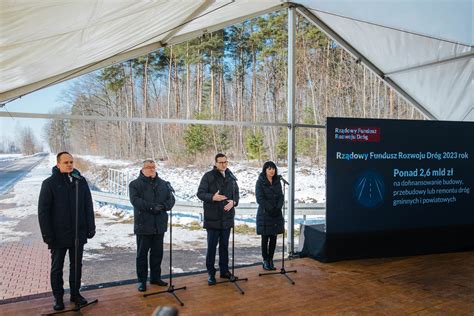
[44,11,425,166]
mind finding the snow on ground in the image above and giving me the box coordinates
[1,154,326,260]
[84,158,326,204]
[0,155,52,241]
[77,155,135,167]
[79,155,326,259]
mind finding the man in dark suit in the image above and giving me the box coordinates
[38,152,96,311]
[129,159,175,292]
[197,153,239,285]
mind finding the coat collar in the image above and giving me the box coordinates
[51,166,82,180]
[138,170,158,182]
[259,172,277,186]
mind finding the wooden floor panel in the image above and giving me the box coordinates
[0,251,472,315]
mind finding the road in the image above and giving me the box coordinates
[0,153,48,195]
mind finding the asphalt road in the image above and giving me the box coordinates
[0,153,48,195]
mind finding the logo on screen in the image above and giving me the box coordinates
[334,127,380,142]
[353,171,385,208]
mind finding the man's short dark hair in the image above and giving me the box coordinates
[215,153,226,162]
[57,151,71,163]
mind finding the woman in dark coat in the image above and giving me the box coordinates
[255,161,284,270]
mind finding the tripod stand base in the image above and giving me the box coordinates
[41,298,99,316]
[259,268,297,285]
[144,285,187,306]
[215,275,248,295]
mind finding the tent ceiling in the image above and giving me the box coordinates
[1,0,472,121]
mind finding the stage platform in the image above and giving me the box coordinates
[1,252,473,315]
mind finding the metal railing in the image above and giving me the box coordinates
[107,168,133,196]
[102,168,326,222]
[92,190,326,217]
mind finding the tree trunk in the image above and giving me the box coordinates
[252,49,257,122]
[210,50,215,116]
[142,56,149,155]
[186,43,190,119]
[167,47,173,119]
[218,67,223,118]
[174,57,180,115]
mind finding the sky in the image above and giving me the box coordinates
[0,81,73,151]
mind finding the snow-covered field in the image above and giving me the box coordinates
[81,156,326,204]
[0,154,326,260]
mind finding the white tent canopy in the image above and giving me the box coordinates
[1,0,472,121]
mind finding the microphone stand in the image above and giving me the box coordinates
[259,176,297,284]
[144,186,186,306]
[214,173,247,294]
[42,177,98,316]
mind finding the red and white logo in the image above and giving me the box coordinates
[334,127,380,142]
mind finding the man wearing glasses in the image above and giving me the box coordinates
[197,153,240,285]
[129,159,175,292]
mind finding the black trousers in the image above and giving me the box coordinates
[50,244,84,299]
[136,234,164,283]
[261,234,277,261]
[206,228,231,275]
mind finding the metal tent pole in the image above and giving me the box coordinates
[287,5,296,256]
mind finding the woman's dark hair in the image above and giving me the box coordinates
[261,161,278,176]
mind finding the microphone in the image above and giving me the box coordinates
[278,175,289,185]
[70,170,83,180]
[166,181,175,193]
[227,170,238,181]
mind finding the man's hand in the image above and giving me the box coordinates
[154,204,165,212]
[151,204,165,215]
[87,230,96,239]
[212,190,228,202]
[224,200,235,211]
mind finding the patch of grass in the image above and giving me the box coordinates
[173,221,202,231]
[120,218,134,225]
[234,224,255,235]
[185,220,202,231]
[284,228,300,237]
[74,157,91,173]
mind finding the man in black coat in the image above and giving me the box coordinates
[129,159,175,292]
[197,153,239,285]
[38,152,96,311]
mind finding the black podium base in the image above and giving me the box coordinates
[300,224,474,262]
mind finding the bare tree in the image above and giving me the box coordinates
[18,126,38,155]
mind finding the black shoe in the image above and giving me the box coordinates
[219,271,232,279]
[207,274,216,285]
[150,279,168,286]
[70,294,87,306]
[53,297,64,311]
[262,260,271,271]
[137,282,147,292]
[269,259,277,270]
